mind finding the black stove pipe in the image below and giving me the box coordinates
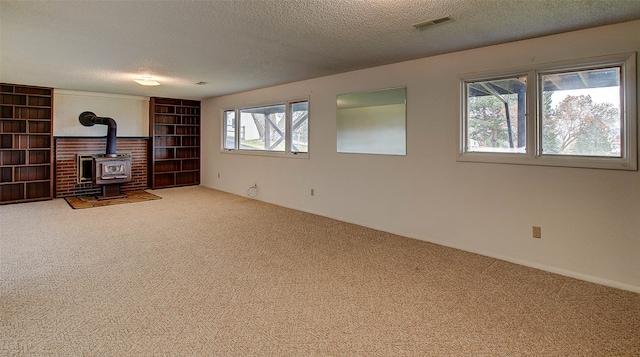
[79,111,118,157]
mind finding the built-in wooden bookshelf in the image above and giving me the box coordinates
[149,97,200,189]
[0,83,53,204]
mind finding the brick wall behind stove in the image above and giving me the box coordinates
[55,138,149,197]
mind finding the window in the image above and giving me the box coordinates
[290,101,309,153]
[465,76,527,154]
[460,53,636,170]
[239,104,286,152]
[223,99,309,157]
[223,110,235,150]
[540,67,621,157]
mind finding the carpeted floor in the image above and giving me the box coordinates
[1,186,639,356]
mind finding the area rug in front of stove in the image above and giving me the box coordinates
[64,190,161,209]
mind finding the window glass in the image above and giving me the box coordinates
[465,76,527,153]
[290,101,309,153]
[223,110,236,150]
[239,105,286,151]
[540,67,621,157]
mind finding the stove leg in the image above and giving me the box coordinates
[97,184,126,200]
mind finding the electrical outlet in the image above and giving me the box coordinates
[311,188,315,196]
[532,226,542,239]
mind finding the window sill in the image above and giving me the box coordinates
[457,152,637,171]
[221,149,309,159]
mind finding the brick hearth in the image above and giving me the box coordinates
[54,137,149,198]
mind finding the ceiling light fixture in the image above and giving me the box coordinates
[413,16,453,30]
[134,76,160,86]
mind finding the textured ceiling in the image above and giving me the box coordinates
[1,0,640,100]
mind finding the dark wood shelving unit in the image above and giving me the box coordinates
[149,97,200,189]
[0,83,53,204]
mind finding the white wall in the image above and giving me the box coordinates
[201,20,640,292]
[53,90,149,137]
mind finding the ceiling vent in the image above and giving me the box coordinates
[413,16,453,30]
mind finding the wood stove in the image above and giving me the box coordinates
[77,153,132,199]
[78,111,132,199]
[94,154,132,185]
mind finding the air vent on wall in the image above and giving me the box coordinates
[413,16,453,30]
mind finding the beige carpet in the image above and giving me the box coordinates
[1,186,638,356]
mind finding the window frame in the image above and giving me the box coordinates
[460,72,531,159]
[458,53,637,170]
[221,97,310,159]
[222,109,236,151]
[288,100,310,154]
